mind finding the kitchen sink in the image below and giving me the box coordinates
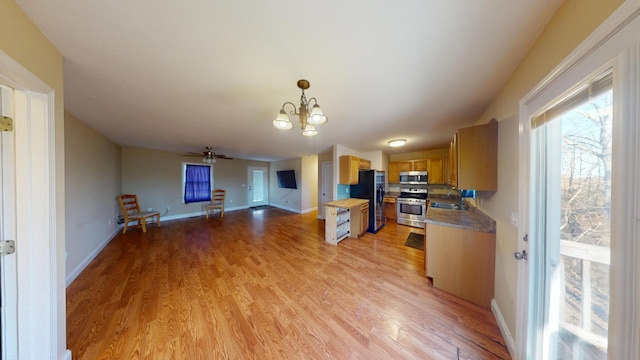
[430,202,463,210]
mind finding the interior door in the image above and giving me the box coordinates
[319,161,333,219]
[247,166,268,207]
[521,71,612,360]
[0,85,17,360]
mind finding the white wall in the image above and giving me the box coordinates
[65,112,122,285]
[301,155,318,212]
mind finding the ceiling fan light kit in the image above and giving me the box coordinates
[273,79,328,137]
[183,146,233,164]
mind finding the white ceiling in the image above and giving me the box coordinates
[16,0,562,161]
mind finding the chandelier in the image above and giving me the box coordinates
[272,79,328,136]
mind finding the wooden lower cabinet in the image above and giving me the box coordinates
[359,203,369,235]
[325,199,370,244]
[383,198,396,221]
[425,222,495,309]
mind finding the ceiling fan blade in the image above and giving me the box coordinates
[214,154,233,159]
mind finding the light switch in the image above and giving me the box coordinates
[511,211,519,227]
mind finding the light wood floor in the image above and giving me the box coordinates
[67,207,510,359]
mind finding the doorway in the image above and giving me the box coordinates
[248,166,268,207]
[0,49,64,358]
[527,69,612,359]
[318,161,333,219]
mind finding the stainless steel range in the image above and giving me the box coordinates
[396,188,428,228]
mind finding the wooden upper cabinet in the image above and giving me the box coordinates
[413,159,428,171]
[339,155,360,184]
[358,158,371,170]
[340,155,373,184]
[398,161,413,172]
[388,162,399,183]
[390,157,446,183]
[456,121,497,191]
[398,159,427,172]
[426,158,446,184]
[448,133,458,187]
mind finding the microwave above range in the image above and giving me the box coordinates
[399,171,428,185]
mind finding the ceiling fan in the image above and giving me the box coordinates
[184,146,233,163]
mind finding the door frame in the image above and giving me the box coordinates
[247,166,268,207]
[516,2,640,358]
[0,50,67,359]
[318,161,333,219]
[0,85,18,360]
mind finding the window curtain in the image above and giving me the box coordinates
[184,165,211,204]
[608,41,640,360]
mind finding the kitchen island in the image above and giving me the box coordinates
[325,199,369,245]
[424,203,496,309]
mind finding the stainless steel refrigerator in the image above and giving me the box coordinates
[350,169,385,233]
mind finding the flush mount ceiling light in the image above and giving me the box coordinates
[388,139,407,147]
[272,79,328,137]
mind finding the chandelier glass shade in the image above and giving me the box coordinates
[273,79,328,136]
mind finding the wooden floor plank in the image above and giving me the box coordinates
[67,207,510,359]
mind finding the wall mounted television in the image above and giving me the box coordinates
[276,170,297,189]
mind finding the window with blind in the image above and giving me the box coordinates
[183,164,213,204]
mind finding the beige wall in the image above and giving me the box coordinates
[0,0,66,356]
[389,148,448,162]
[121,146,269,216]
[474,0,624,341]
[269,157,302,211]
[65,112,121,283]
[301,155,319,211]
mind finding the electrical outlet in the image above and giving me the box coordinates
[108,219,112,225]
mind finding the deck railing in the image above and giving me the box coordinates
[559,240,610,358]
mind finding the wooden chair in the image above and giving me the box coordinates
[117,194,161,234]
[205,189,225,219]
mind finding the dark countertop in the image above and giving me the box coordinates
[425,201,496,234]
[384,192,400,198]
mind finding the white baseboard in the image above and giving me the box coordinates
[268,203,301,213]
[63,349,72,360]
[301,206,317,214]
[491,298,516,359]
[149,205,249,222]
[66,226,121,287]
